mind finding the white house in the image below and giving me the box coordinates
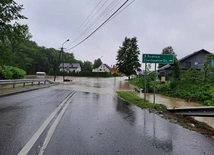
[92,64,112,73]
[59,63,81,73]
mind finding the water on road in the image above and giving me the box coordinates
[1,76,210,154]
[53,76,214,129]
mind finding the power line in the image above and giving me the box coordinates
[68,0,122,47]
[68,0,104,41]
[105,0,135,25]
[68,0,109,44]
[66,0,129,51]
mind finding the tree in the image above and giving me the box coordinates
[4,23,32,53]
[158,46,181,81]
[93,58,102,69]
[0,0,27,45]
[203,53,214,83]
[171,57,181,81]
[116,37,141,79]
[158,46,175,68]
[82,61,93,71]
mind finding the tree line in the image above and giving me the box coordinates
[0,1,109,79]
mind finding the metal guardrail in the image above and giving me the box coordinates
[167,106,214,117]
[0,79,55,88]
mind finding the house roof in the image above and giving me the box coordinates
[59,63,80,68]
[158,49,210,71]
[103,64,112,71]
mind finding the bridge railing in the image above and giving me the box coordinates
[0,79,55,88]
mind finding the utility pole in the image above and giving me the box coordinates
[62,47,65,82]
[54,49,62,82]
[53,39,69,82]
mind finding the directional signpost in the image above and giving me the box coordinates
[142,54,174,103]
[142,54,174,64]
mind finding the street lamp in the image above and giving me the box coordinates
[62,39,69,82]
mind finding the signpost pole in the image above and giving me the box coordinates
[153,63,156,104]
[144,63,147,102]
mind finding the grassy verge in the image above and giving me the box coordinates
[117,91,166,113]
[117,91,214,138]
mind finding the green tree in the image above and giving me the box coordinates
[93,58,102,69]
[0,0,30,66]
[4,23,32,53]
[171,57,181,81]
[82,61,93,71]
[158,46,175,68]
[116,37,141,79]
[0,0,27,45]
[203,53,214,83]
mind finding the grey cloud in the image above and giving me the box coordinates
[16,0,214,66]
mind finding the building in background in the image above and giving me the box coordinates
[59,63,81,73]
[92,64,112,73]
[158,49,211,81]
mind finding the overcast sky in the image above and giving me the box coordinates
[16,0,214,69]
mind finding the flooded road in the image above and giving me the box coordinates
[49,76,214,129]
[1,76,214,154]
[52,76,135,94]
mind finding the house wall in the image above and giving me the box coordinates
[180,51,208,71]
[60,67,81,73]
[92,64,111,72]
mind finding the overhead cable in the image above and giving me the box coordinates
[66,0,129,51]
[68,0,109,43]
[69,0,122,46]
[105,0,135,25]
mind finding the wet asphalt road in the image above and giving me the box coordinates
[0,78,214,155]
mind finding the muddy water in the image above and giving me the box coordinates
[138,93,214,129]
[51,76,135,94]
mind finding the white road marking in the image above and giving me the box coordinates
[18,91,75,155]
[38,92,75,155]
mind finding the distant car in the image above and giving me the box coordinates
[36,72,46,78]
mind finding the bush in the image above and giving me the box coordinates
[169,80,178,90]
[0,65,26,79]
[0,66,13,79]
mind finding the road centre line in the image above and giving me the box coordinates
[38,91,75,155]
[18,91,76,155]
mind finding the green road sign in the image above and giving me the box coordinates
[142,54,174,64]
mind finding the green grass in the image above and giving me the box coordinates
[117,91,214,137]
[117,91,167,113]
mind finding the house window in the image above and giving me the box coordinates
[185,62,191,69]
[100,69,102,71]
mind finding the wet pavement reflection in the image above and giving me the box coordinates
[45,92,214,155]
